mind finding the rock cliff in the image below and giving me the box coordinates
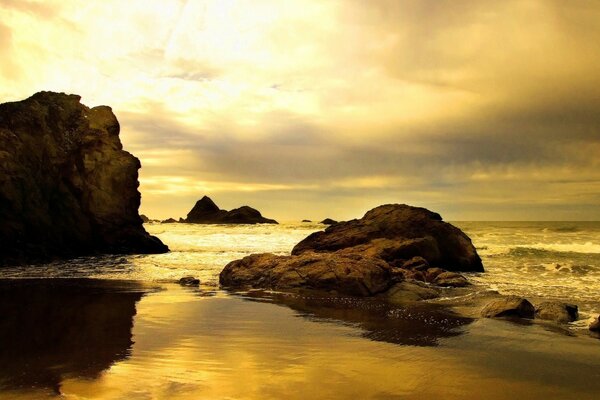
[0,91,168,265]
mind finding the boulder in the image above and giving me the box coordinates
[481,296,535,319]
[433,272,470,287]
[535,302,578,323]
[184,196,277,224]
[401,256,429,270]
[292,204,483,272]
[178,276,200,286]
[0,91,168,265]
[590,316,600,332]
[383,281,440,304]
[320,218,338,225]
[220,252,392,297]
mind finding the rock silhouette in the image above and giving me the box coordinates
[184,196,277,224]
[0,92,168,265]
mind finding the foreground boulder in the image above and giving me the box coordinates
[220,204,482,297]
[0,91,168,265]
[535,302,578,323]
[220,252,392,296]
[481,296,535,319]
[184,196,277,224]
[293,204,483,272]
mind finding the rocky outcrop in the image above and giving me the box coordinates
[481,296,535,319]
[0,91,168,265]
[184,196,277,224]
[293,204,483,272]
[535,302,578,323]
[220,251,392,296]
[220,204,481,297]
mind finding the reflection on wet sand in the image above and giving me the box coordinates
[239,290,473,346]
[0,279,147,395]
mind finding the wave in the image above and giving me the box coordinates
[513,242,600,255]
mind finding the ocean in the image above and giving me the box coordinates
[1,221,600,399]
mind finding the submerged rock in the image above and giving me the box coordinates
[535,302,578,323]
[184,196,277,224]
[293,204,483,272]
[0,91,168,265]
[220,252,392,296]
[178,276,200,286]
[481,296,535,319]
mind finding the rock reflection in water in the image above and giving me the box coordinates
[0,279,146,394]
[239,290,474,346]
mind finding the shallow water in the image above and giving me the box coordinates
[1,221,600,399]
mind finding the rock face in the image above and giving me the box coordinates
[481,296,535,319]
[220,204,482,296]
[0,91,168,265]
[184,196,277,224]
[535,302,578,323]
[220,252,392,296]
[293,204,483,272]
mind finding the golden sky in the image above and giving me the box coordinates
[1,0,599,220]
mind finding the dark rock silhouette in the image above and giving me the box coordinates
[302,219,312,223]
[0,92,168,265]
[320,218,337,225]
[220,204,482,296]
[178,276,200,286]
[590,316,600,332]
[184,196,277,224]
[0,279,145,393]
[140,214,150,223]
[293,204,483,272]
[161,218,178,224]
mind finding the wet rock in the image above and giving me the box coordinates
[184,196,277,224]
[481,296,535,319]
[590,316,600,332]
[320,218,338,225]
[433,272,470,287]
[382,281,440,304]
[401,256,429,270]
[178,276,200,286]
[292,204,483,272]
[220,252,392,297]
[0,91,168,265]
[535,302,578,323]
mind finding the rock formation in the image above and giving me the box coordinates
[481,296,535,319]
[183,195,277,224]
[320,218,337,225]
[0,91,168,265]
[535,302,578,323]
[293,204,483,272]
[220,204,482,295]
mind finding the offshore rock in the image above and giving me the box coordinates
[220,251,392,296]
[184,196,277,224]
[0,91,168,265]
[293,204,483,272]
[320,218,338,225]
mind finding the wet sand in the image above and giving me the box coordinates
[1,279,600,399]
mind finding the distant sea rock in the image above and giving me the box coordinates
[161,218,178,224]
[184,196,277,224]
[320,218,337,225]
[140,214,150,223]
[220,204,482,295]
[0,91,168,265]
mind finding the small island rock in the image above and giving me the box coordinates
[320,218,338,225]
[184,196,277,224]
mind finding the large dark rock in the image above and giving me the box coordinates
[293,204,483,272]
[0,92,168,265]
[220,251,392,296]
[184,195,277,224]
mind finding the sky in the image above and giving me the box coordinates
[1,0,599,221]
